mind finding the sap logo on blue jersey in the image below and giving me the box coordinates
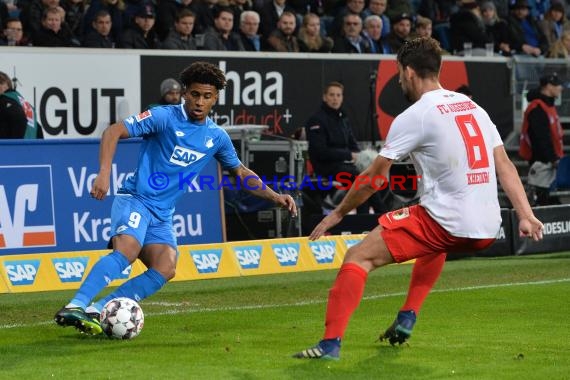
[233,245,262,269]
[52,257,89,282]
[4,259,40,285]
[308,241,336,264]
[170,145,206,167]
[191,249,222,273]
[271,243,299,266]
[344,239,362,249]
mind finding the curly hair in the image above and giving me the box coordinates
[396,37,442,79]
[179,61,227,91]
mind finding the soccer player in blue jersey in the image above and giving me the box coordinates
[54,61,297,334]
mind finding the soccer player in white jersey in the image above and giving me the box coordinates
[293,37,544,360]
[55,61,297,334]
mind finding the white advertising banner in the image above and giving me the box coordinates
[0,47,141,138]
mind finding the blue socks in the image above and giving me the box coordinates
[69,251,130,309]
[91,268,167,313]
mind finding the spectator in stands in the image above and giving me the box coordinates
[82,9,115,47]
[259,0,295,38]
[266,10,299,51]
[32,7,75,46]
[161,8,197,50]
[362,14,386,53]
[304,81,388,214]
[547,29,570,57]
[289,0,326,17]
[1,17,29,46]
[413,14,432,38]
[520,72,565,205]
[60,0,85,42]
[527,0,551,21]
[297,12,333,52]
[228,0,253,32]
[481,0,511,56]
[506,0,548,57]
[194,0,219,34]
[147,78,182,109]
[122,0,153,30]
[538,2,570,48]
[0,71,42,139]
[332,12,371,53]
[202,6,245,50]
[0,2,8,31]
[238,9,262,51]
[331,0,366,38]
[363,0,390,38]
[385,0,414,21]
[155,0,196,42]
[449,0,494,54]
[20,0,60,37]
[83,0,125,43]
[417,0,456,50]
[119,4,159,48]
[383,12,413,54]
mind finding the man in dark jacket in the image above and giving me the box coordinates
[119,4,159,49]
[519,72,565,205]
[0,71,42,139]
[82,10,115,48]
[305,81,388,214]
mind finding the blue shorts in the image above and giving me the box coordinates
[110,195,177,250]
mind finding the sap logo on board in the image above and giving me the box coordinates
[308,241,336,264]
[191,249,222,273]
[0,166,56,250]
[4,260,41,285]
[271,243,299,266]
[217,61,283,106]
[169,146,206,167]
[344,239,362,249]
[52,257,89,282]
[233,245,262,269]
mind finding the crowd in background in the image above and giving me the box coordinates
[0,0,569,57]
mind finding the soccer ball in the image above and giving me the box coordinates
[100,297,144,339]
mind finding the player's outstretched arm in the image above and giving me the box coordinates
[494,145,544,241]
[90,122,130,200]
[229,164,297,217]
[309,155,392,240]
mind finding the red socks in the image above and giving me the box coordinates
[401,253,446,314]
[324,262,368,339]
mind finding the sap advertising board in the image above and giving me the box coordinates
[0,140,224,255]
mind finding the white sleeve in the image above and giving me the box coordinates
[379,112,423,160]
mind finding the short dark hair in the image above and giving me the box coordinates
[323,81,344,94]
[176,9,195,22]
[94,10,111,21]
[179,61,227,91]
[396,37,442,79]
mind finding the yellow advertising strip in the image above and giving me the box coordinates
[0,234,368,293]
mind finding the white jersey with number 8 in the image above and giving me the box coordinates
[380,89,502,238]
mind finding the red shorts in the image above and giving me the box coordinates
[379,205,495,263]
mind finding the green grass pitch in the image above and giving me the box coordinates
[1,252,569,379]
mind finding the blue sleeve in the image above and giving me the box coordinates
[215,129,241,170]
[123,107,169,137]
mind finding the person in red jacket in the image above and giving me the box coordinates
[519,72,565,205]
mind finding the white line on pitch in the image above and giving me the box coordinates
[1,277,569,330]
